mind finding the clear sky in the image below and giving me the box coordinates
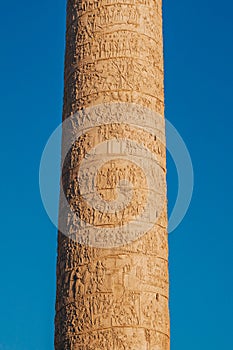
[0,0,232,349]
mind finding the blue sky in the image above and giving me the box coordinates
[0,0,232,349]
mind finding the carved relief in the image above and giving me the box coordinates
[56,0,169,349]
[63,0,164,119]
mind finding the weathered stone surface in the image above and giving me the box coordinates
[55,0,170,349]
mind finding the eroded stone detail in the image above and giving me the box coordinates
[55,0,169,349]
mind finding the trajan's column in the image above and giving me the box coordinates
[55,0,170,349]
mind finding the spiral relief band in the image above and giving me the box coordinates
[56,103,166,247]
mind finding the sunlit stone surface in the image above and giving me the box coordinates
[55,1,170,349]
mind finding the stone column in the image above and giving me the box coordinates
[55,0,170,349]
